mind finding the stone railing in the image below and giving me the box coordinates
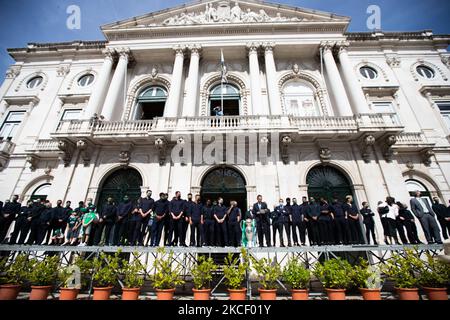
[396,132,428,145]
[31,139,60,152]
[290,116,357,131]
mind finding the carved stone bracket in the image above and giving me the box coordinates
[381,135,397,162]
[26,154,39,171]
[57,140,76,167]
[259,135,270,164]
[421,149,434,166]
[360,134,376,163]
[155,136,167,166]
[319,147,331,163]
[119,143,134,166]
[280,135,292,164]
[76,139,94,166]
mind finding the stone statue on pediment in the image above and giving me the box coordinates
[230,2,242,22]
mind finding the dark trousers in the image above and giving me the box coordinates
[9,216,28,244]
[0,215,14,243]
[94,221,114,245]
[318,219,333,245]
[364,221,377,244]
[127,219,141,245]
[215,221,228,246]
[37,223,50,245]
[169,218,183,245]
[164,218,171,245]
[138,217,150,245]
[396,219,409,244]
[190,221,203,246]
[334,218,350,244]
[278,222,291,246]
[27,220,40,245]
[203,220,215,246]
[308,219,320,245]
[348,218,364,244]
[272,222,280,246]
[437,217,449,240]
[151,219,165,246]
[419,214,442,244]
[404,219,420,244]
[256,218,271,247]
[181,219,189,245]
[228,221,241,247]
[292,221,306,245]
[113,218,129,245]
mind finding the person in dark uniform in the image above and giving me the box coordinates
[182,193,194,247]
[227,200,242,247]
[270,205,280,247]
[432,197,450,240]
[163,193,171,245]
[213,197,228,247]
[360,201,377,245]
[202,199,215,246]
[94,197,117,246]
[397,202,421,244]
[113,196,133,245]
[168,191,185,246]
[49,200,66,244]
[253,195,271,247]
[0,195,21,243]
[330,199,350,245]
[318,198,334,245]
[38,201,53,245]
[291,198,303,246]
[9,200,33,244]
[299,197,309,245]
[274,198,291,247]
[151,193,169,247]
[343,195,364,244]
[189,195,204,247]
[395,203,409,244]
[26,199,45,245]
[285,198,293,246]
[137,190,154,246]
[306,197,320,245]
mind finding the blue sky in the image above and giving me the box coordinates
[0,0,449,80]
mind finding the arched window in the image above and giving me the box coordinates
[27,76,43,89]
[282,81,319,116]
[416,65,435,79]
[209,83,240,116]
[306,166,354,203]
[134,86,167,120]
[31,183,51,201]
[405,179,432,206]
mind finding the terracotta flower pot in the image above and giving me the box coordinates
[291,289,309,300]
[59,288,80,300]
[359,288,381,300]
[423,287,448,301]
[122,287,141,300]
[325,288,346,300]
[193,288,211,300]
[93,286,113,300]
[258,288,277,300]
[0,284,21,300]
[29,285,52,300]
[395,287,419,300]
[156,288,175,300]
[228,288,247,300]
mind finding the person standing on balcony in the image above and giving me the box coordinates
[37,201,53,245]
[113,195,133,246]
[360,201,377,245]
[136,190,154,246]
[189,194,204,247]
[343,195,365,244]
[299,197,310,246]
[227,200,241,247]
[26,199,45,245]
[151,193,169,247]
[331,198,350,245]
[397,202,421,244]
[93,197,117,246]
[168,191,185,246]
[432,197,449,240]
[0,195,21,243]
[182,193,194,247]
[318,198,334,245]
[253,195,271,247]
[410,191,443,244]
[306,197,320,246]
[213,197,229,247]
[290,198,303,246]
[377,199,399,245]
[202,199,215,246]
[9,200,33,245]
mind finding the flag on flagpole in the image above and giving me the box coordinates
[220,49,228,84]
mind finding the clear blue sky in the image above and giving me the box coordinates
[0,0,449,80]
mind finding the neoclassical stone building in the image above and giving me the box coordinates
[1,0,450,242]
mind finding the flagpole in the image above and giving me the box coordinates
[221,49,224,114]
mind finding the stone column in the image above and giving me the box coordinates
[164,46,185,118]
[337,41,371,114]
[263,42,282,115]
[320,42,353,116]
[182,45,201,117]
[83,49,115,119]
[101,48,131,120]
[247,42,267,115]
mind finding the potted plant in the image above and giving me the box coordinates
[223,250,249,300]
[91,251,121,300]
[28,255,60,300]
[120,253,146,300]
[382,249,423,300]
[0,254,31,300]
[252,256,282,300]
[281,257,311,300]
[153,248,184,300]
[191,255,217,300]
[352,258,383,300]
[313,258,353,300]
[418,252,449,300]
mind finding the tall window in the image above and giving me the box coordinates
[135,86,167,120]
[282,81,319,116]
[0,111,26,141]
[209,84,240,116]
[61,109,82,121]
[436,101,450,131]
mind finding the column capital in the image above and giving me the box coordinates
[246,42,261,54]
[173,45,186,57]
[5,66,21,79]
[117,47,132,60]
[319,41,336,52]
[188,44,202,57]
[336,40,350,54]
[102,48,116,61]
[262,42,276,53]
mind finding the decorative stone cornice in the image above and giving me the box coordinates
[386,54,401,68]
[56,64,71,77]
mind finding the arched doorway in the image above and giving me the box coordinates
[30,183,51,201]
[97,168,143,211]
[306,165,354,203]
[200,167,247,213]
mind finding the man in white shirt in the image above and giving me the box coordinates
[410,191,442,244]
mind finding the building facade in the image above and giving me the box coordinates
[1,0,450,242]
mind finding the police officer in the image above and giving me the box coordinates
[26,199,45,245]
[114,195,133,245]
[330,198,350,245]
[306,197,320,246]
[432,197,450,240]
[151,193,169,247]
[168,191,185,246]
[94,197,117,246]
[227,200,242,247]
[202,199,215,246]
[50,200,66,244]
[253,195,271,247]
[137,190,154,246]
[163,193,171,246]
[291,198,303,246]
[213,197,228,247]
[9,200,33,244]
[0,195,21,243]
[274,198,290,247]
[38,201,53,245]
[360,201,377,245]
[183,193,194,247]
[189,195,204,247]
[318,198,334,245]
[343,195,364,244]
